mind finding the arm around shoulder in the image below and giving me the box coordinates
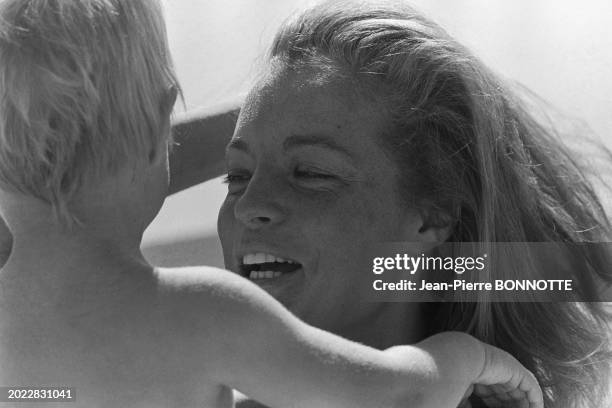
[164,267,482,408]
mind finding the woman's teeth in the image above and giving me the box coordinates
[241,252,300,280]
[243,253,296,265]
[249,271,283,280]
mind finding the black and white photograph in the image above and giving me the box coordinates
[1,1,611,407]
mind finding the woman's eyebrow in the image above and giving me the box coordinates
[283,134,352,157]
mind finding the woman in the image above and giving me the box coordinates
[216,1,611,407]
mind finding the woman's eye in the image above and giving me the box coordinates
[294,168,335,179]
[223,173,249,183]
[223,170,251,193]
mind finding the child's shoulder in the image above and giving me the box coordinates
[154,265,242,288]
[153,266,277,308]
[149,266,291,378]
[152,264,294,341]
[151,265,287,340]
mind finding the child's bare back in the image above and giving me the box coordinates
[0,260,239,407]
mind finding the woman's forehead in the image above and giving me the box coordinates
[239,64,388,135]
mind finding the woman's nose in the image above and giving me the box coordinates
[234,175,286,229]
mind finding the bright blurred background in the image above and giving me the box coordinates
[142,0,612,267]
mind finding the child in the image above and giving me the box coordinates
[0,1,541,407]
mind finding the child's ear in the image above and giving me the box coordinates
[159,87,177,134]
[149,87,178,164]
[161,86,178,117]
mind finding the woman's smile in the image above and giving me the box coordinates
[240,252,301,280]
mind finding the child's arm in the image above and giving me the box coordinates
[163,267,542,408]
[168,97,241,194]
[224,317,540,408]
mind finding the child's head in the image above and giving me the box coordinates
[0,0,179,224]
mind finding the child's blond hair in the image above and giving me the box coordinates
[0,0,180,223]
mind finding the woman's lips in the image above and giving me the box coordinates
[239,252,302,280]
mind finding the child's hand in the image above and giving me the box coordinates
[458,340,544,408]
[409,332,543,408]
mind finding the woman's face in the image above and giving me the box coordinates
[217,65,425,331]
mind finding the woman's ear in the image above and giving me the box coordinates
[417,211,454,243]
[402,209,454,252]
